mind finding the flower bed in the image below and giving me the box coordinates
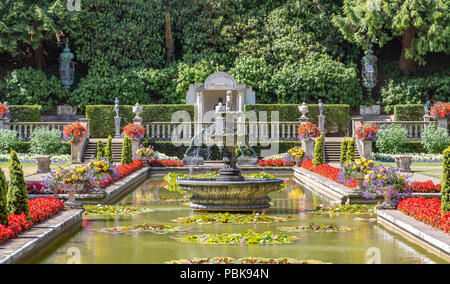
[397,197,449,233]
[300,159,357,188]
[408,180,441,193]
[373,153,443,162]
[0,197,64,244]
[258,159,295,167]
[99,159,144,189]
[147,159,183,167]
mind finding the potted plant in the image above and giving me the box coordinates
[430,102,449,131]
[355,122,378,159]
[362,166,411,209]
[123,123,146,156]
[339,158,375,191]
[297,123,320,159]
[64,122,89,163]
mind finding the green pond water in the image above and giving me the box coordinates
[31,176,448,264]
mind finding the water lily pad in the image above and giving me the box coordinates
[175,230,299,245]
[312,204,376,217]
[83,205,153,217]
[166,257,330,264]
[94,224,191,234]
[278,223,353,233]
[175,213,295,224]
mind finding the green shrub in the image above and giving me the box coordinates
[340,139,349,164]
[29,128,66,155]
[313,135,324,166]
[376,124,408,154]
[97,140,105,159]
[381,72,450,114]
[121,136,132,165]
[105,136,113,164]
[0,130,22,154]
[7,150,29,217]
[346,138,356,164]
[86,105,194,138]
[421,125,450,154]
[0,169,8,226]
[442,146,450,213]
[244,104,349,136]
[394,105,425,121]
[1,68,67,112]
[8,105,41,122]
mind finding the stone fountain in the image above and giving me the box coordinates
[177,91,283,212]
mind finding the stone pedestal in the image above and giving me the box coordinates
[395,155,413,173]
[360,139,373,159]
[36,156,51,173]
[114,116,122,138]
[318,115,325,134]
[133,117,143,126]
[423,115,432,122]
[131,140,140,157]
[71,134,88,164]
[437,118,448,132]
[302,139,315,159]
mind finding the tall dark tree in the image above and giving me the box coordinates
[0,168,8,226]
[7,150,29,217]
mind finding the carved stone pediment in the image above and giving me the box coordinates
[204,72,237,90]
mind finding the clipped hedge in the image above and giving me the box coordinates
[86,105,195,138]
[143,140,303,159]
[8,105,41,122]
[244,104,349,136]
[394,104,425,121]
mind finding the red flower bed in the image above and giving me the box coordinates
[258,159,295,167]
[356,122,378,140]
[99,159,144,189]
[408,180,441,193]
[300,159,357,189]
[27,182,46,194]
[398,197,450,233]
[430,102,450,119]
[148,159,183,167]
[0,197,64,244]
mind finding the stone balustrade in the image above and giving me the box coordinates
[363,121,437,141]
[6,121,73,140]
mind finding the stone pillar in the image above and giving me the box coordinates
[195,90,203,137]
[114,116,122,138]
[423,114,432,122]
[437,118,448,132]
[302,139,315,159]
[131,140,140,157]
[360,139,373,159]
[72,118,90,164]
[318,114,325,134]
[133,116,143,126]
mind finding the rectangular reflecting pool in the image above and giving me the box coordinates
[30,176,448,264]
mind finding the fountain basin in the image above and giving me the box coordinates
[176,178,283,212]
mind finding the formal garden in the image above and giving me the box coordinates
[0,0,448,266]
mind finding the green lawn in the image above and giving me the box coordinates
[0,161,71,180]
[375,161,443,180]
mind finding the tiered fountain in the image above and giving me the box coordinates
[177,91,283,212]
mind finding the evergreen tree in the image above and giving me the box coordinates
[121,135,133,165]
[105,136,113,164]
[442,146,450,213]
[0,168,8,226]
[313,135,324,167]
[340,139,349,165]
[97,140,105,159]
[346,138,356,164]
[7,150,29,217]
[333,0,449,75]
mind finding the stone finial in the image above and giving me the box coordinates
[298,102,309,122]
[132,103,143,119]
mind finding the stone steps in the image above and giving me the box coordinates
[82,142,123,162]
[324,141,360,162]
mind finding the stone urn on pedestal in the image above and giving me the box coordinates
[378,186,399,210]
[360,139,373,159]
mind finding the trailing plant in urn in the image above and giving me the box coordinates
[0,169,8,226]
[7,150,29,217]
[121,135,133,165]
[297,123,320,141]
[123,123,146,140]
[356,123,378,141]
[63,122,88,146]
[313,135,324,167]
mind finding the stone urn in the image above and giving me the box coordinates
[395,155,412,173]
[360,139,373,159]
[378,186,398,209]
[36,155,51,174]
[62,184,83,209]
[352,172,365,192]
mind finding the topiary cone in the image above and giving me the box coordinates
[0,168,8,226]
[105,135,113,164]
[442,146,450,213]
[7,150,29,217]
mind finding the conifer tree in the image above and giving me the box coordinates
[313,135,324,167]
[0,168,9,226]
[442,146,450,213]
[7,150,29,217]
[340,139,349,165]
[105,136,113,164]
[97,140,105,159]
[346,138,356,164]
[121,135,132,165]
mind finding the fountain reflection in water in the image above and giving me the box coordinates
[176,90,283,212]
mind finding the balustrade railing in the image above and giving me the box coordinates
[7,122,73,140]
[363,121,437,140]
